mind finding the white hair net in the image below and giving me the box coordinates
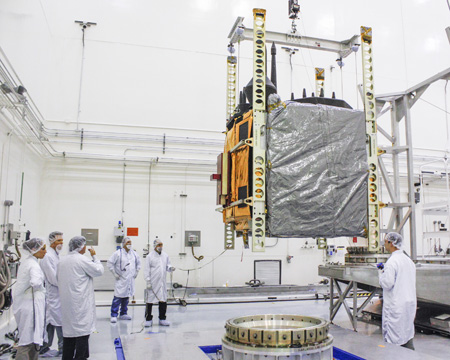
[385,232,403,249]
[69,236,87,253]
[23,237,45,254]
[153,238,162,248]
[122,237,131,247]
[49,231,63,244]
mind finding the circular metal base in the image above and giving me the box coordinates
[222,314,332,360]
[222,335,333,360]
[224,314,330,347]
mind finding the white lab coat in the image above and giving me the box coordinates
[107,248,141,298]
[379,250,417,345]
[144,250,173,304]
[12,252,46,346]
[40,247,62,326]
[57,252,104,338]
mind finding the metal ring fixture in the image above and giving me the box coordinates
[224,314,331,348]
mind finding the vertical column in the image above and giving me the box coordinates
[390,101,403,230]
[315,68,325,97]
[252,9,267,252]
[330,279,334,322]
[226,56,237,121]
[361,26,381,253]
[404,94,417,260]
[352,281,358,331]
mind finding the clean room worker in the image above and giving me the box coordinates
[13,238,47,360]
[378,232,417,350]
[144,239,175,327]
[107,237,141,323]
[39,231,64,358]
[57,236,104,360]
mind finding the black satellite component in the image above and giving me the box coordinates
[294,97,353,109]
[227,91,252,130]
[271,43,277,89]
[243,76,277,105]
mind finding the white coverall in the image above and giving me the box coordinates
[107,248,141,298]
[57,252,104,337]
[13,252,46,346]
[144,250,173,304]
[40,247,62,326]
[379,250,417,345]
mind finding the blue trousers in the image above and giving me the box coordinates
[111,296,129,317]
[40,323,64,354]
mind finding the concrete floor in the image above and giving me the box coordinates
[0,299,448,359]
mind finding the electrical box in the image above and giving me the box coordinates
[114,227,124,237]
[10,231,25,241]
[185,231,201,247]
[5,223,14,246]
[81,228,99,246]
[326,245,346,265]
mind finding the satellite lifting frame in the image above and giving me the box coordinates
[228,17,359,59]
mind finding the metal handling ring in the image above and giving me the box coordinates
[224,314,330,348]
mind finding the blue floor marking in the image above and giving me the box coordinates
[114,338,126,360]
[333,346,366,360]
[199,345,366,360]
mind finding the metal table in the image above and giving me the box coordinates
[318,264,450,330]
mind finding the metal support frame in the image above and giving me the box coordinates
[329,278,380,331]
[228,17,359,59]
[226,56,237,120]
[361,26,381,252]
[375,67,450,259]
[223,56,237,250]
[315,68,325,97]
[225,222,235,250]
[251,9,267,252]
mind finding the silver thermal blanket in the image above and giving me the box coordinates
[266,101,368,238]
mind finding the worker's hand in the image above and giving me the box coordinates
[114,273,120,280]
[134,273,138,279]
[146,281,152,289]
[376,262,384,270]
[88,247,96,257]
[170,266,176,272]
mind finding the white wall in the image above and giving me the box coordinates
[38,158,330,304]
[0,0,449,306]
